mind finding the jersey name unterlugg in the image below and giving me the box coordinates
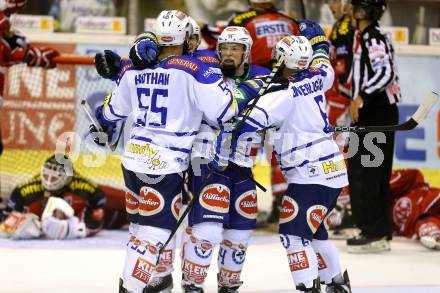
[291,79,324,97]
[134,72,170,86]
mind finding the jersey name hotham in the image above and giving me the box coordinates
[135,72,170,86]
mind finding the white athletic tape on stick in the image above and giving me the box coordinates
[411,91,439,123]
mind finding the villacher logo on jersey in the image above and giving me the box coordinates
[307,205,328,234]
[139,187,165,216]
[279,197,299,224]
[235,190,258,219]
[199,184,230,213]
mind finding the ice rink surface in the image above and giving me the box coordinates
[1,230,439,293]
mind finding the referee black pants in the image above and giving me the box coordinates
[347,104,399,239]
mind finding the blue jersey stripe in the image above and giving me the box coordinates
[108,104,128,119]
[255,105,269,122]
[246,116,266,129]
[280,136,332,156]
[282,152,339,171]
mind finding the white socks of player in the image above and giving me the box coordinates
[280,234,318,289]
[182,222,223,288]
[122,224,171,293]
[218,229,252,289]
[311,239,343,284]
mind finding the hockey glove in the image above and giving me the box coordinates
[89,105,116,147]
[25,46,59,68]
[42,216,86,240]
[129,31,159,69]
[95,50,122,81]
[299,19,330,54]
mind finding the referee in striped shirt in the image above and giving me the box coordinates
[347,0,401,253]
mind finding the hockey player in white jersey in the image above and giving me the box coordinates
[90,10,268,293]
[181,26,273,293]
[229,21,352,292]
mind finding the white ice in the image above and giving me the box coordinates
[1,230,439,293]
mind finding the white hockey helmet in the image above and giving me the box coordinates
[272,35,313,70]
[40,155,73,192]
[155,10,193,47]
[216,26,253,64]
[188,16,201,47]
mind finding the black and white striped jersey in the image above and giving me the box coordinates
[352,22,401,106]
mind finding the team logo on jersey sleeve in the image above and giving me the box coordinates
[171,194,183,220]
[125,191,139,215]
[306,205,328,233]
[235,190,258,219]
[279,196,299,224]
[139,187,165,216]
[199,184,230,213]
[393,197,412,230]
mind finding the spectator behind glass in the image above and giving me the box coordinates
[49,0,116,32]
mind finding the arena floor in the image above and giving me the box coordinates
[1,230,439,293]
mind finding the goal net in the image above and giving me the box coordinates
[0,55,125,201]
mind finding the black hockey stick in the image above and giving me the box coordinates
[334,92,438,132]
[157,56,286,258]
[81,99,125,152]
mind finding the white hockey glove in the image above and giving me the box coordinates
[42,216,86,240]
[41,197,86,240]
[0,211,42,240]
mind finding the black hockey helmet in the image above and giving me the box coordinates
[351,0,387,21]
[40,154,73,192]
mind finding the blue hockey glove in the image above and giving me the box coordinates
[235,77,289,110]
[129,31,160,69]
[299,19,330,54]
[89,105,116,147]
[95,50,122,81]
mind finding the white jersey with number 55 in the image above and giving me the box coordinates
[102,55,239,175]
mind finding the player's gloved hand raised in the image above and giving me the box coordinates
[129,31,159,69]
[25,46,59,68]
[299,19,330,54]
[95,50,122,81]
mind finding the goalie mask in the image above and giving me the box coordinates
[0,0,26,16]
[40,155,73,192]
[272,35,312,70]
[155,10,193,47]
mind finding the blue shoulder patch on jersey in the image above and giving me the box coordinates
[193,49,220,68]
[161,55,221,84]
[249,64,271,78]
[288,67,326,83]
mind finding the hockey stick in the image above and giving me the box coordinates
[81,99,125,152]
[334,92,438,132]
[157,56,285,257]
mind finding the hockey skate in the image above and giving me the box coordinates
[183,284,204,293]
[296,278,321,292]
[218,285,241,293]
[346,235,390,253]
[420,235,440,250]
[325,270,351,293]
[143,274,173,293]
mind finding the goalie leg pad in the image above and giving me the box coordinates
[0,212,41,240]
[311,239,342,284]
[280,234,318,289]
[182,222,223,288]
[122,225,171,293]
[217,229,251,289]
